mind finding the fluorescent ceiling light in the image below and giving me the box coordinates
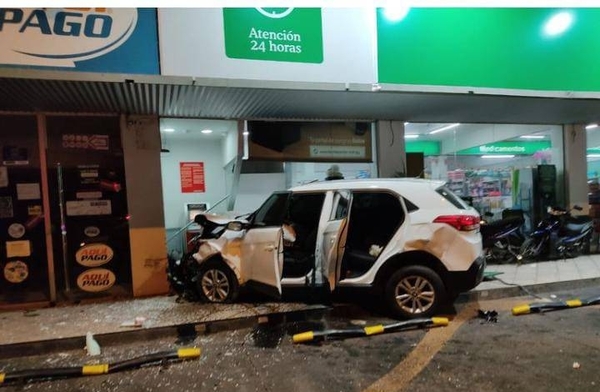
[587,154,600,158]
[586,123,598,130]
[162,128,175,133]
[201,129,213,134]
[429,123,460,135]
[543,11,574,37]
[520,135,544,139]
[481,155,515,159]
[404,134,419,139]
[383,6,410,22]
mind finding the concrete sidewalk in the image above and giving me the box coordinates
[1,254,599,355]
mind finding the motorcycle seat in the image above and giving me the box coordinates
[564,216,593,233]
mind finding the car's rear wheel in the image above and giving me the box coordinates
[196,261,239,303]
[384,265,446,319]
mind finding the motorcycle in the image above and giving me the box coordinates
[517,205,593,262]
[480,211,525,264]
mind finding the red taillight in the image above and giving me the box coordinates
[433,215,480,231]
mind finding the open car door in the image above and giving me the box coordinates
[319,190,351,290]
[242,227,284,298]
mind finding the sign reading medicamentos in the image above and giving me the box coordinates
[223,8,323,63]
[0,8,159,74]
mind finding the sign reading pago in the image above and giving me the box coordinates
[0,8,138,67]
[76,243,114,267]
[77,268,116,292]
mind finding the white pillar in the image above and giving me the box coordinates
[563,124,588,214]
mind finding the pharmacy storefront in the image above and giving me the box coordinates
[1,7,599,307]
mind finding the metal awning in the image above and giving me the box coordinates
[1,68,600,124]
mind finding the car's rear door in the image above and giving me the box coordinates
[319,190,351,290]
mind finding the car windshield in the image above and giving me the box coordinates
[252,192,290,226]
[436,186,469,209]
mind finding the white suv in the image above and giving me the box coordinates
[168,178,485,319]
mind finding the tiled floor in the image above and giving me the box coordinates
[476,254,600,291]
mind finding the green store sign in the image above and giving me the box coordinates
[458,141,552,155]
[377,8,600,91]
[223,8,323,64]
[405,141,440,155]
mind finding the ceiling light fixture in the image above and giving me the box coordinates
[519,135,545,139]
[243,131,249,136]
[429,123,460,135]
[481,155,515,159]
[383,6,410,22]
[162,128,175,133]
[404,134,419,139]
[543,11,574,37]
[586,123,598,130]
[587,154,600,158]
[201,129,213,134]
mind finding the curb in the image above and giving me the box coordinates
[459,277,600,302]
[0,306,329,360]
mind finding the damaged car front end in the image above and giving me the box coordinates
[167,213,244,302]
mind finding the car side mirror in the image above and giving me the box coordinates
[194,214,207,225]
[226,221,246,231]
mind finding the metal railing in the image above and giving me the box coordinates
[166,194,231,244]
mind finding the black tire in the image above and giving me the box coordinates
[518,238,537,263]
[195,261,239,304]
[384,265,447,319]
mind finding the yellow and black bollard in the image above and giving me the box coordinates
[0,348,201,386]
[512,295,600,315]
[292,317,449,343]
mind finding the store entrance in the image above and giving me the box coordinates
[46,116,132,301]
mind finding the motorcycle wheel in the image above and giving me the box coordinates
[518,238,538,263]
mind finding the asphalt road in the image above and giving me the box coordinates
[1,287,599,392]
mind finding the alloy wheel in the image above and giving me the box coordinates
[200,269,230,302]
[394,275,436,314]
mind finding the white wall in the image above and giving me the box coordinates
[234,173,286,214]
[161,138,228,229]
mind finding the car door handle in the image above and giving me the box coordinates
[264,245,276,252]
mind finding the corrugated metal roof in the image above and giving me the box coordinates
[1,69,600,124]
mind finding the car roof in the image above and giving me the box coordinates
[290,178,446,193]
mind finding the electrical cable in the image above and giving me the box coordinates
[490,276,549,301]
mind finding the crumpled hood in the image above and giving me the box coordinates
[200,212,249,225]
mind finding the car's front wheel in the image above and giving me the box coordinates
[384,265,446,319]
[195,261,239,303]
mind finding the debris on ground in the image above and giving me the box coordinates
[120,316,147,328]
[85,332,101,356]
[477,309,498,323]
[573,362,581,369]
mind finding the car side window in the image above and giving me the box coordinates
[253,192,290,227]
[330,190,350,221]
